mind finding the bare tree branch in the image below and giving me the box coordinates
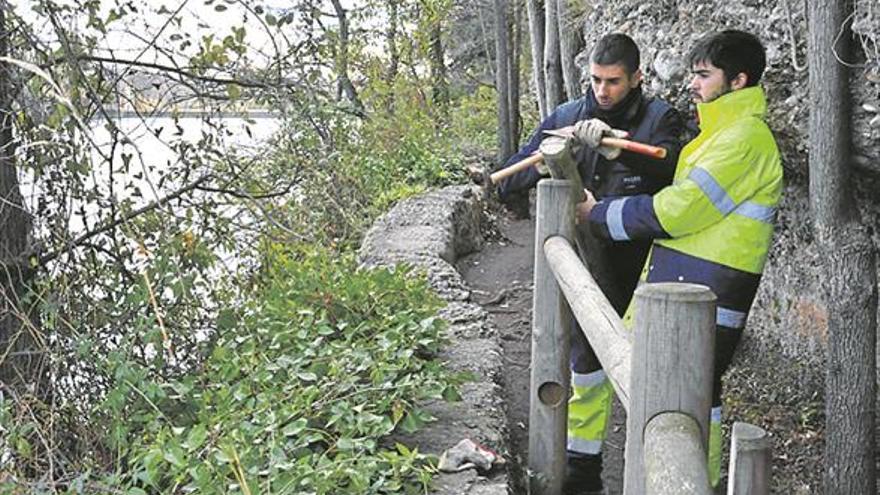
[38,174,213,266]
[66,55,295,90]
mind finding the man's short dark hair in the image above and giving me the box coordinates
[591,33,640,75]
[688,30,766,87]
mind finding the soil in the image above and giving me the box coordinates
[456,206,538,494]
[456,201,627,495]
[456,200,826,494]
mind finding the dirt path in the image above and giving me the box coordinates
[457,210,626,494]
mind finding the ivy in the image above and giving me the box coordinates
[91,247,465,494]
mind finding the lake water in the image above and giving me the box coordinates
[23,114,282,236]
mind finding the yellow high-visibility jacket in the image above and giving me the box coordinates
[588,86,783,328]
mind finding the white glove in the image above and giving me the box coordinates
[573,118,628,160]
[573,118,609,148]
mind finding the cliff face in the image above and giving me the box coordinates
[579,0,880,363]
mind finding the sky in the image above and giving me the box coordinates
[12,0,358,66]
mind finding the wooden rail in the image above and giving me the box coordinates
[543,235,631,411]
[644,412,712,494]
[527,176,772,495]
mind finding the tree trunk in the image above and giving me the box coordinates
[384,0,400,114]
[809,0,853,223]
[476,2,496,81]
[818,223,877,495]
[525,0,548,119]
[494,0,514,163]
[0,3,38,392]
[330,0,366,117]
[808,1,878,493]
[508,0,522,149]
[542,0,564,110]
[556,0,584,100]
[429,18,449,115]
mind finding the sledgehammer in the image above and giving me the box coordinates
[474,131,667,189]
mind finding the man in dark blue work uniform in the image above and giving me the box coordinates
[497,33,683,495]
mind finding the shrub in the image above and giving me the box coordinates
[84,246,465,494]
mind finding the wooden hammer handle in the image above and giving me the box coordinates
[489,152,544,184]
[600,137,667,159]
[544,125,668,159]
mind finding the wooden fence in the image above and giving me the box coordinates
[528,179,771,495]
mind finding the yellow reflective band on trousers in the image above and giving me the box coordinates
[567,373,613,455]
[709,408,722,488]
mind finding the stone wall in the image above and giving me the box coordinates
[358,186,509,495]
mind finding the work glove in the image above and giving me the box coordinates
[573,118,629,160]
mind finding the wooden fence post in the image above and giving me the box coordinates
[727,422,771,495]
[624,283,716,495]
[528,178,574,495]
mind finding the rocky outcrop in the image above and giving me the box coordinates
[358,185,508,495]
[576,3,878,490]
[579,0,880,362]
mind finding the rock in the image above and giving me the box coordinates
[869,115,880,129]
[765,43,781,66]
[653,49,684,82]
[358,186,483,266]
[861,103,879,113]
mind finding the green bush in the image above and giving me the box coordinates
[270,89,480,250]
[447,86,499,151]
[85,246,464,494]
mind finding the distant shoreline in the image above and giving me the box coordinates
[99,110,280,119]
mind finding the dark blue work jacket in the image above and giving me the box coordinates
[498,87,683,201]
[498,86,683,315]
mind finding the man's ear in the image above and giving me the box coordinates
[629,69,643,89]
[731,72,748,90]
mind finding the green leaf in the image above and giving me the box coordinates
[184,425,208,452]
[226,83,241,100]
[399,413,421,434]
[336,437,355,451]
[217,308,238,331]
[163,444,187,468]
[442,385,461,402]
[214,448,232,464]
[297,372,317,382]
[395,442,412,456]
[15,437,32,458]
[282,418,307,437]
[391,401,405,424]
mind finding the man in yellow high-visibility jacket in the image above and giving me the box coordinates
[575,30,783,490]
